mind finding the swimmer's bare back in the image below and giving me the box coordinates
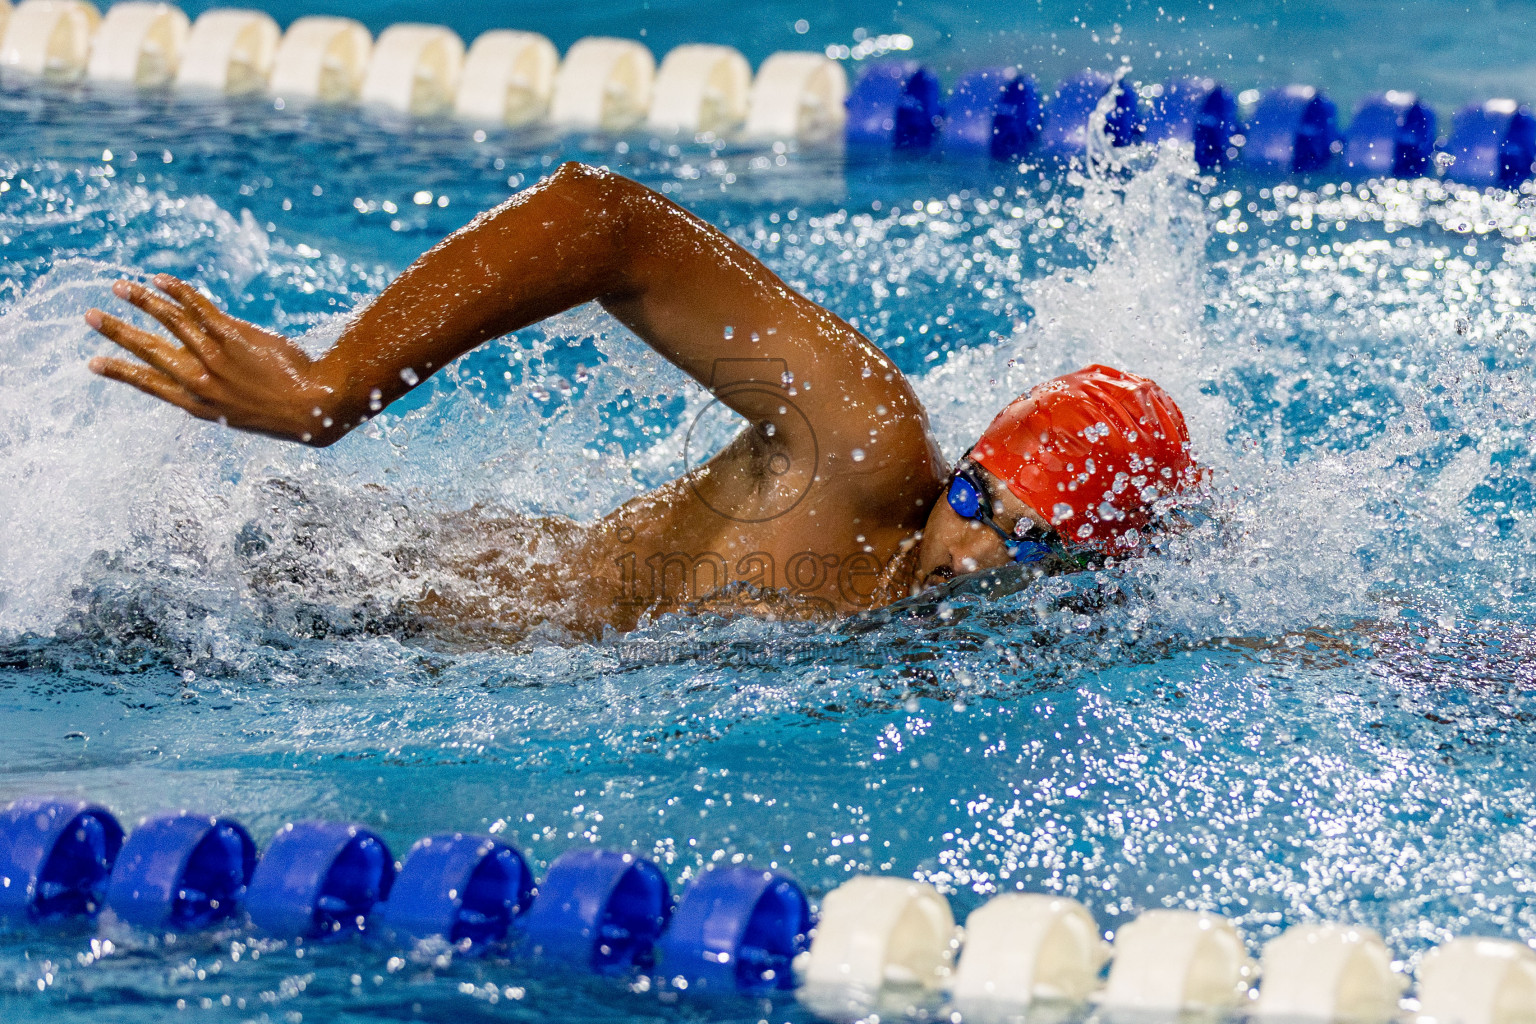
[85,162,948,634]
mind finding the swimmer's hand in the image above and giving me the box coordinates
[85,275,346,446]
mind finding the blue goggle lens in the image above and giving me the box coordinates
[946,475,982,518]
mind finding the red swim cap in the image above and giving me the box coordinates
[971,364,1199,553]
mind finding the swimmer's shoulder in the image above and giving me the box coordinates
[812,344,947,524]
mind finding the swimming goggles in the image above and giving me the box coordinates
[945,457,1063,565]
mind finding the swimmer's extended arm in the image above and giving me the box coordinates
[87,162,931,472]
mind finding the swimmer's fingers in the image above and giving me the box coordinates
[151,274,241,348]
[87,356,219,421]
[86,308,205,383]
[111,280,217,363]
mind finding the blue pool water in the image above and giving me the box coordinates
[4,0,1536,1020]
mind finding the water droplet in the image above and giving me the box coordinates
[851,448,866,462]
[400,368,419,385]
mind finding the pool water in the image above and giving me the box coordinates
[3,0,1536,1020]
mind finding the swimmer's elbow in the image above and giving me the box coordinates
[549,162,653,214]
[549,161,628,203]
[542,162,656,285]
[551,160,611,183]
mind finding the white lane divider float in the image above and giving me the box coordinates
[453,29,557,127]
[1253,923,1403,1022]
[647,43,751,136]
[549,36,655,132]
[359,22,463,116]
[743,51,848,142]
[1100,909,1255,1012]
[175,8,279,95]
[84,1,187,88]
[801,876,958,991]
[0,0,99,85]
[1417,937,1536,1024]
[269,15,371,104]
[951,893,1109,1007]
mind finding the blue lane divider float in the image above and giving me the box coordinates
[941,66,1041,161]
[1040,68,1141,159]
[843,60,1536,190]
[1442,99,1536,188]
[0,797,811,995]
[1143,76,1238,169]
[844,59,944,151]
[521,848,671,972]
[1344,91,1437,177]
[245,820,395,939]
[657,866,812,993]
[1242,84,1339,174]
[0,798,124,924]
[107,812,255,931]
[383,833,532,946]
[844,60,1533,190]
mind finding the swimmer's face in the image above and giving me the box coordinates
[914,461,1051,590]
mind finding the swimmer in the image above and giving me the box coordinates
[84,162,1200,637]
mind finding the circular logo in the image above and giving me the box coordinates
[681,384,818,524]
